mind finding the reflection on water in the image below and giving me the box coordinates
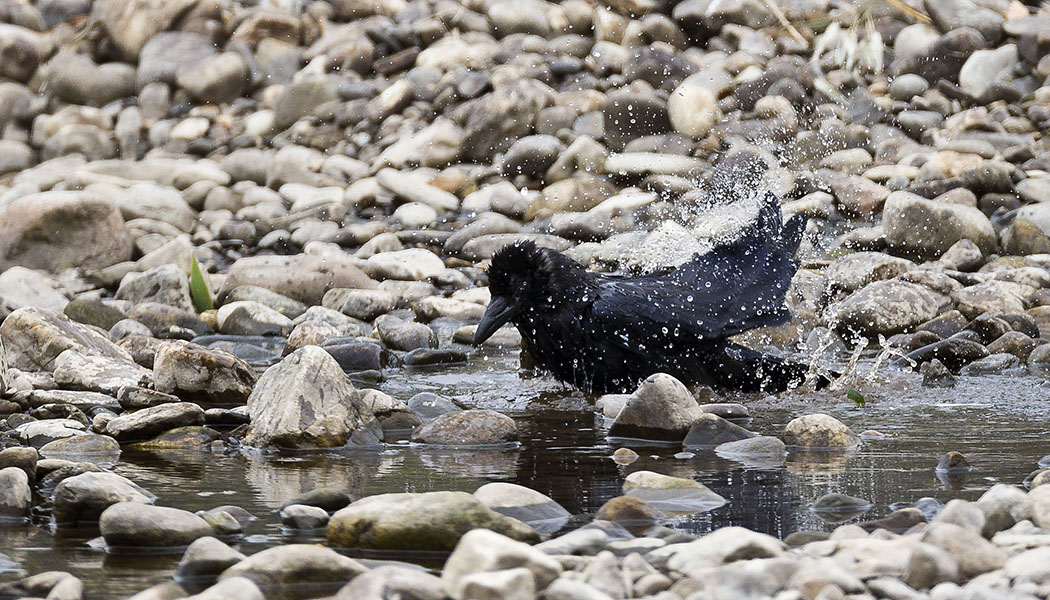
[2,348,1049,598]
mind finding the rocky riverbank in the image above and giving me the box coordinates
[2,0,1050,597]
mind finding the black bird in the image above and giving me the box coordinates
[473,191,820,394]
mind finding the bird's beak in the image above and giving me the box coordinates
[474,296,517,345]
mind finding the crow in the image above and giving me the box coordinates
[473,191,822,395]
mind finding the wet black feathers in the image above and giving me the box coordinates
[486,192,813,394]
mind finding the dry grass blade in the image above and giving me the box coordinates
[882,0,932,24]
[759,0,809,47]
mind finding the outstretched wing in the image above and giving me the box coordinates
[588,192,806,347]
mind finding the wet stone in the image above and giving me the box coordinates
[327,491,539,551]
[279,504,330,531]
[783,414,861,449]
[473,482,571,534]
[622,470,726,515]
[174,536,245,582]
[282,488,351,513]
[595,496,662,536]
[410,409,517,446]
[682,413,757,449]
[609,373,704,441]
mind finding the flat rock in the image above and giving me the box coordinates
[622,470,726,514]
[825,280,950,337]
[104,402,206,443]
[153,340,257,405]
[410,409,517,446]
[53,350,152,395]
[0,307,133,371]
[100,502,213,549]
[327,491,539,551]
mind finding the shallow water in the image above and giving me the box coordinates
[2,346,1049,598]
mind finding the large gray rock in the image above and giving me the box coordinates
[100,502,213,548]
[327,491,539,551]
[104,402,206,443]
[410,409,518,446]
[243,346,381,449]
[825,252,915,293]
[14,419,87,448]
[153,340,257,405]
[825,280,950,337]
[951,280,1033,320]
[219,254,377,306]
[0,467,31,520]
[662,526,785,578]
[116,265,193,312]
[882,192,996,260]
[609,373,704,441]
[0,307,133,371]
[442,529,561,598]
[0,267,70,317]
[0,191,131,273]
[51,471,154,525]
[53,350,153,395]
[218,544,368,595]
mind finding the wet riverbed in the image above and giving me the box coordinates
[2,347,1049,598]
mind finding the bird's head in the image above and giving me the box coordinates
[473,240,583,345]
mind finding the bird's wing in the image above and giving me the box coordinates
[590,191,806,344]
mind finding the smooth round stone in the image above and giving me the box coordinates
[174,536,246,582]
[279,504,330,530]
[99,502,213,549]
[391,202,438,229]
[889,74,929,101]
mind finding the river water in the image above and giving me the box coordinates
[2,347,1049,598]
